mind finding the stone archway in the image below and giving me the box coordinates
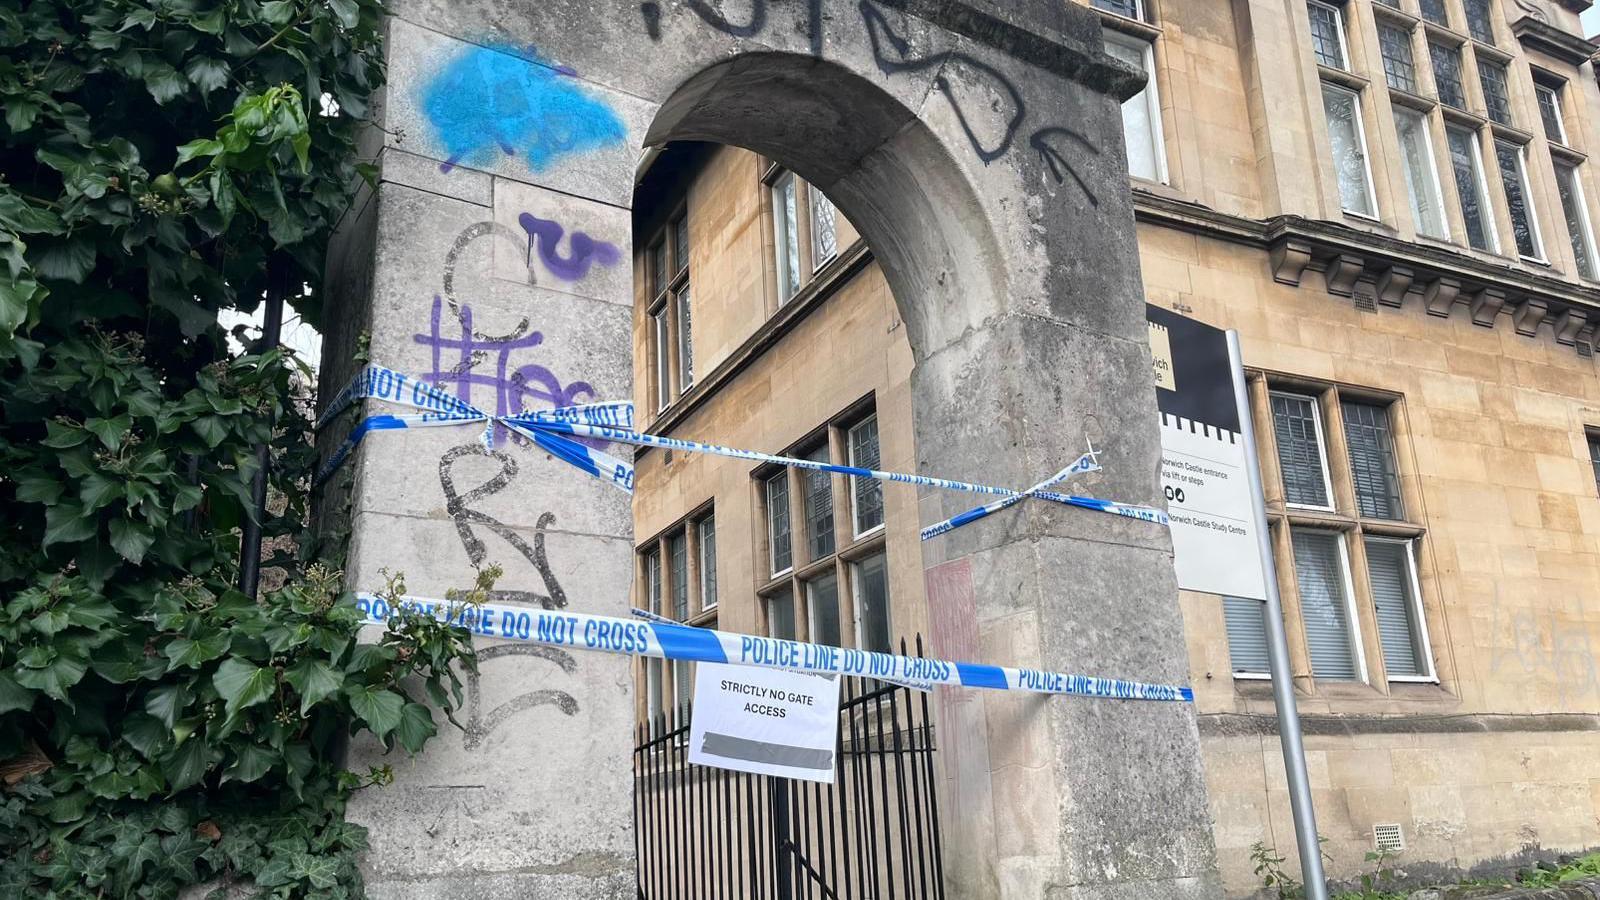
[321,2,1221,897]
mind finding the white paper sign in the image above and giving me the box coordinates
[688,662,841,784]
[1147,305,1269,601]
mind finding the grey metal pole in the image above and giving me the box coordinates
[1226,330,1328,900]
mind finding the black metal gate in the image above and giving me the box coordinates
[634,648,946,900]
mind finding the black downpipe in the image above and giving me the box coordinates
[238,262,288,597]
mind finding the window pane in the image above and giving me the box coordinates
[699,516,718,609]
[647,657,664,724]
[1463,0,1494,43]
[1419,0,1448,25]
[1480,62,1511,126]
[1272,392,1331,507]
[1223,596,1272,674]
[1291,529,1359,681]
[849,416,885,534]
[650,241,668,296]
[767,472,792,574]
[1366,539,1428,678]
[1496,140,1542,259]
[674,660,693,714]
[669,532,688,620]
[1429,43,1465,109]
[1322,85,1374,217]
[1556,163,1597,280]
[808,573,841,647]
[768,593,796,641]
[653,307,671,411]
[646,550,662,613]
[1447,126,1494,251]
[810,188,837,269]
[1590,435,1600,494]
[672,215,689,274]
[1092,0,1139,18]
[1342,401,1404,519]
[676,284,693,390]
[1307,3,1346,70]
[1395,109,1446,238]
[1379,25,1417,93]
[804,444,835,560]
[853,552,892,653]
[773,174,800,302]
[1104,34,1162,182]
[1538,86,1566,144]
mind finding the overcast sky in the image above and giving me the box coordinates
[1585,7,1600,36]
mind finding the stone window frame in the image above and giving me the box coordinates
[1477,57,1512,126]
[634,502,718,725]
[1240,373,1444,691]
[1319,80,1383,221]
[1553,160,1599,281]
[1377,20,1419,93]
[1307,0,1353,71]
[760,163,840,314]
[1493,137,1548,263]
[641,206,691,415]
[1586,431,1600,496]
[753,398,891,653]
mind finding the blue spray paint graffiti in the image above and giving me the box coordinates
[420,44,626,174]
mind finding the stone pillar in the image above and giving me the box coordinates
[318,14,646,898]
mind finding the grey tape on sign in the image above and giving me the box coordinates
[699,733,834,771]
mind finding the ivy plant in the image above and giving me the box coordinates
[0,1,480,896]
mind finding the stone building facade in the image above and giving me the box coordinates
[630,0,1600,894]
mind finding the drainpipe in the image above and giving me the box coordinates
[238,260,288,598]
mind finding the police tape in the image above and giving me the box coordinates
[316,363,1170,534]
[358,593,1195,703]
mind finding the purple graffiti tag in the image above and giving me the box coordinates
[518,212,621,282]
[414,295,606,448]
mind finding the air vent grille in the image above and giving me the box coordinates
[1374,823,1405,853]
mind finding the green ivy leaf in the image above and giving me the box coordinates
[255,853,296,887]
[192,414,229,447]
[32,237,97,283]
[345,685,404,738]
[145,683,191,728]
[175,138,224,167]
[222,742,275,784]
[109,517,155,563]
[85,414,132,450]
[284,658,343,713]
[144,62,188,104]
[213,657,275,719]
[14,649,88,702]
[393,702,437,753]
[5,99,39,133]
[43,502,98,547]
[185,57,231,94]
[164,632,232,670]
[79,472,123,509]
[0,671,35,714]
[160,735,212,791]
[41,420,90,449]
[289,851,342,889]
[121,712,168,759]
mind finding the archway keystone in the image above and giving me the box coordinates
[320,2,1221,897]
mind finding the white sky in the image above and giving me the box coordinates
[1584,7,1600,37]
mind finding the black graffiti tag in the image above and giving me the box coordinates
[438,443,569,610]
[463,644,580,750]
[641,0,825,57]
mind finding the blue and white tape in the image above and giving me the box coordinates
[358,593,1194,703]
[316,363,1170,535]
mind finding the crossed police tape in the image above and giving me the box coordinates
[357,593,1195,703]
[316,364,1170,539]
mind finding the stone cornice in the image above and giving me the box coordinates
[1134,190,1600,353]
[1511,14,1598,66]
